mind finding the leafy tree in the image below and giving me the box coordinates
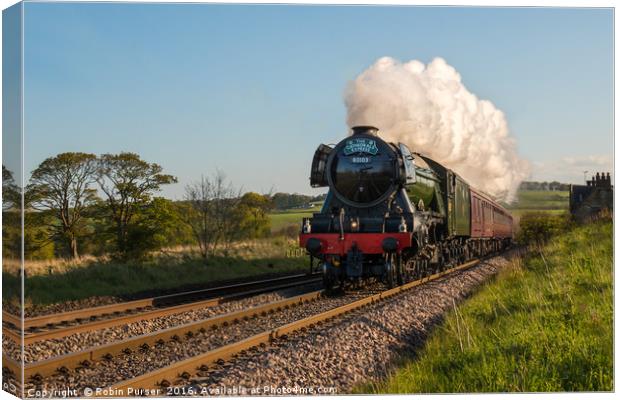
[236,192,272,239]
[270,192,326,210]
[2,165,20,211]
[123,197,184,259]
[3,165,21,259]
[27,153,98,259]
[519,181,570,191]
[96,152,177,256]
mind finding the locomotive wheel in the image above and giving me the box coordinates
[396,254,404,286]
[323,275,335,293]
[418,259,429,278]
[385,253,403,288]
[322,265,339,294]
[403,259,415,283]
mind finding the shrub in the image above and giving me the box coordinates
[516,212,572,246]
[273,224,300,239]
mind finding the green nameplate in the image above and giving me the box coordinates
[343,138,379,156]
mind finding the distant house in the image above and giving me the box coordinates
[569,172,613,222]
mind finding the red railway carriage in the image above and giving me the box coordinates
[470,189,513,239]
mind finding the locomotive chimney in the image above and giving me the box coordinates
[351,126,379,136]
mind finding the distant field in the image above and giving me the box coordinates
[506,190,569,212]
[269,206,321,232]
[505,190,569,228]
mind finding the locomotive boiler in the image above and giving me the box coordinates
[299,126,513,290]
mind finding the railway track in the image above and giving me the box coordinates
[8,258,484,396]
[3,272,321,346]
[112,259,481,394]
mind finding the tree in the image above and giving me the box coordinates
[123,197,184,259]
[27,153,98,259]
[96,152,177,256]
[3,165,21,259]
[3,165,20,211]
[183,171,241,260]
[236,192,272,239]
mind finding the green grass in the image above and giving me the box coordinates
[364,220,612,393]
[4,238,310,305]
[269,206,321,232]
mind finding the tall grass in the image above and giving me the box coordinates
[368,221,612,393]
[3,236,310,305]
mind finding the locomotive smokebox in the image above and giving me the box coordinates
[351,126,379,136]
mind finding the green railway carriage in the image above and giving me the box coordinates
[412,154,471,238]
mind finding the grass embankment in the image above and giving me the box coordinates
[4,237,309,305]
[368,220,612,393]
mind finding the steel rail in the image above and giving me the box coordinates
[3,272,319,331]
[9,290,323,383]
[3,274,321,345]
[2,312,22,327]
[2,326,22,344]
[107,259,481,395]
[3,299,154,331]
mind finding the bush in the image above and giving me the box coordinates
[516,212,573,246]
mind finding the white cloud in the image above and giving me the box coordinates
[532,155,613,184]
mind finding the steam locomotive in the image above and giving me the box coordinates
[299,126,513,290]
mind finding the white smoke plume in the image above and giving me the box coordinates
[344,57,530,202]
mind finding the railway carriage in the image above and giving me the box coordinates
[299,126,512,290]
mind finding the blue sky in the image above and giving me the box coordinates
[16,4,614,198]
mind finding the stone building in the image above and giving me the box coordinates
[569,172,613,222]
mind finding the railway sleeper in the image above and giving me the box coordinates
[56,366,69,374]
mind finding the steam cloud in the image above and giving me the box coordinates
[344,57,530,202]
